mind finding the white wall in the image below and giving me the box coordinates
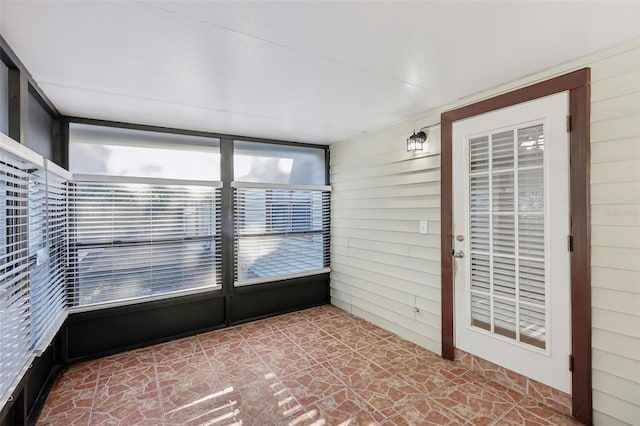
[330,39,640,425]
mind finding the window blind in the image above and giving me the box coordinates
[68,178,222,308]
[0,143,38,407]
[29,162,70,352]
[468,124,547,350]
[233,183,330,285]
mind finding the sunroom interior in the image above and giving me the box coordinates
[0,2,639,426]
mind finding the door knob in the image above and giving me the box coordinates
[453,250,465,258]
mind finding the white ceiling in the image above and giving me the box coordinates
[1,1,639,144]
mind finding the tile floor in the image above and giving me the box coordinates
[37,305,582,425]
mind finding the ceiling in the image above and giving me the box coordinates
[1,1,639,145]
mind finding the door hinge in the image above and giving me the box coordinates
[566,115,572,132]
[569,354,575,372]
[567,235,573,252]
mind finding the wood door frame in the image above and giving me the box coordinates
[440,68,591,425]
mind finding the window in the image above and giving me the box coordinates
[69,180,221,307]
[234,140,325,185]
[68,124,222,308]
[468,124,547,349]
[69,123,221,181]
[233,141,329,285]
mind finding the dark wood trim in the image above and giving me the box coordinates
[440,68,591,424]
[441,69,589,123]
[440,113,454,361]
[568,82,591,424]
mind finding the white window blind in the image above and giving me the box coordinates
[234,183,330,286]
[69,178,222,308]
[0,142,38,406]
[30,162,70,352]
[28,165,48,347]
[468,124,546,349]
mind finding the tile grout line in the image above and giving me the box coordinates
[488,401,519,426]
[371,368,466,424]
[87,359,102,426]
[195,333,237,416]
[151,350,167,426]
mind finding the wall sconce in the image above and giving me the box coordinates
[407,122,440,152]
[407,130,427,152]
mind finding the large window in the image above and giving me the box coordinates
[68,125,330,303]
[233,141,329,285]
[68,124,222,308]
[68,180,221,307]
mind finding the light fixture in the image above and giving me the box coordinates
[407,130,427,152]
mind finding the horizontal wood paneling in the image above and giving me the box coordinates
[591,70,640,102]
[591,138,640,163]
[589,46,640,424]
[593,411,636,426]
[592,328,639,365]
[593,390,639,426]
[592,308,639,338]
[592,182,640,204]
[591,92,640,122]
[330,40,640,425]
[591,160,640,184]
[592,225,640,248]
[592,349,640,386]
[591,205,640,227]
[591,115,639,142]
[593,370,639,406]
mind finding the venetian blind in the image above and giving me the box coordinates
[69,178,222,309]
[234,183,330,285]
[29,161,70,352]
[0,139,40,406]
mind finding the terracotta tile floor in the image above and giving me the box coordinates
[37,305,582,425]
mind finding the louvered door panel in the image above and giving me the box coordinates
[467,123,548,350]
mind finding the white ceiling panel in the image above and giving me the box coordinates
[147,1,640,96]
[39,82,356,143]
[1,1,639,144]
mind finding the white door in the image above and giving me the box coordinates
[452,92,571,393]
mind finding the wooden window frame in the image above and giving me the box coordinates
[440,68,591,425]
